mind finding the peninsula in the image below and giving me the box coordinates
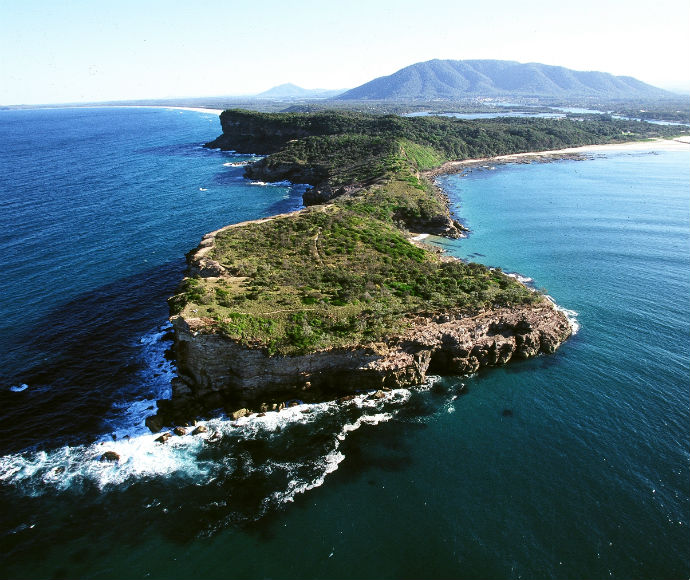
[146,111,686,430]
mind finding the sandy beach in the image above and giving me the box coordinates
[496,137,690,157]
[428,137,690,176]
[159,106,224,115]
[109,105,224,115]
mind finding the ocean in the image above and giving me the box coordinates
[0,108,687,579]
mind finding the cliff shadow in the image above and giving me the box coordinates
[0,260,185,454]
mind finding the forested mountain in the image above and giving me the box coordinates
[336,59,676,100]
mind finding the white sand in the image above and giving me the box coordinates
[440,138,689,170]
[160,106,223,115]
[109,105,223,115]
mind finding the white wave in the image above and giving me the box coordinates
[138,322,172,347]
[502,272,580,335]
[102,323,176,440]
[0,380,419,524]
[544,295,581,335]
[0,432,213,495]
[10,384,29,393]
[267,409,396,508]
[559,306,581,335]
[412,375,442,393]
[506,272,534,285]
[249,180,292,187]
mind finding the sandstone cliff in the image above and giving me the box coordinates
[149,303,570,430]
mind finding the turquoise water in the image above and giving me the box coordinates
[0,109,688,579]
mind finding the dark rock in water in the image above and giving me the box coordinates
[100,451,120,462]
[54,466,66,474]
[173,426,187,436]
[502,409,514,417]
[145,414,164,433]
[191,425,208,435]
[155,432,172,443]
[111,433,117,441]
[207,431,222,443]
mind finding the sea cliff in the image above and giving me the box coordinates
[146,222,571,430]
[146,111,682,431]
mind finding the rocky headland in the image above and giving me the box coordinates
[146,222,571,431]
[146,111,683,431]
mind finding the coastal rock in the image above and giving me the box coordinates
[231,408,250,420]
[155,432,172,444]
[100,451,120,462]
[147,302,572,428]
[145,414,164,433]
[205,110,318,153]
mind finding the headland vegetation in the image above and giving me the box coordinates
[147,110,688,430]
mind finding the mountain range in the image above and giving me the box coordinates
[335,59,676,100]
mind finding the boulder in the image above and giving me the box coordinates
[155,432,172,444]
[100,451,120,462]
[145,414,164,433]
[231,408,250,420]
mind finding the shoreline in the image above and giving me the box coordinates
[187,136,690,245]
[122,105,224,115]
[426,137,690,177]
[149,117,689,427]
[2,104,224,116]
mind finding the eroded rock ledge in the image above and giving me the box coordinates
[147,300,571,431]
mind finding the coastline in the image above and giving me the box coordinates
[427,137,690,177]
[152,120,688,426]
[2,105,224,116]
[130,105,223,115]
[100,105,224,115]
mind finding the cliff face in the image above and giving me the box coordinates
[205,110,314,153]
[148,301,571,430]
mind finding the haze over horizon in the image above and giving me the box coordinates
[1,0,689,106]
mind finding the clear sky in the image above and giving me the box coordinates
[1,0,688,105]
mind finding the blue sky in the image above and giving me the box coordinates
[1,0,688,105]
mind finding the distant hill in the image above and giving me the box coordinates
[256,83,344,99]
[336,59,676,101]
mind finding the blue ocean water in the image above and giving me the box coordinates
[0,107,304,452]
[0,109,687,579]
